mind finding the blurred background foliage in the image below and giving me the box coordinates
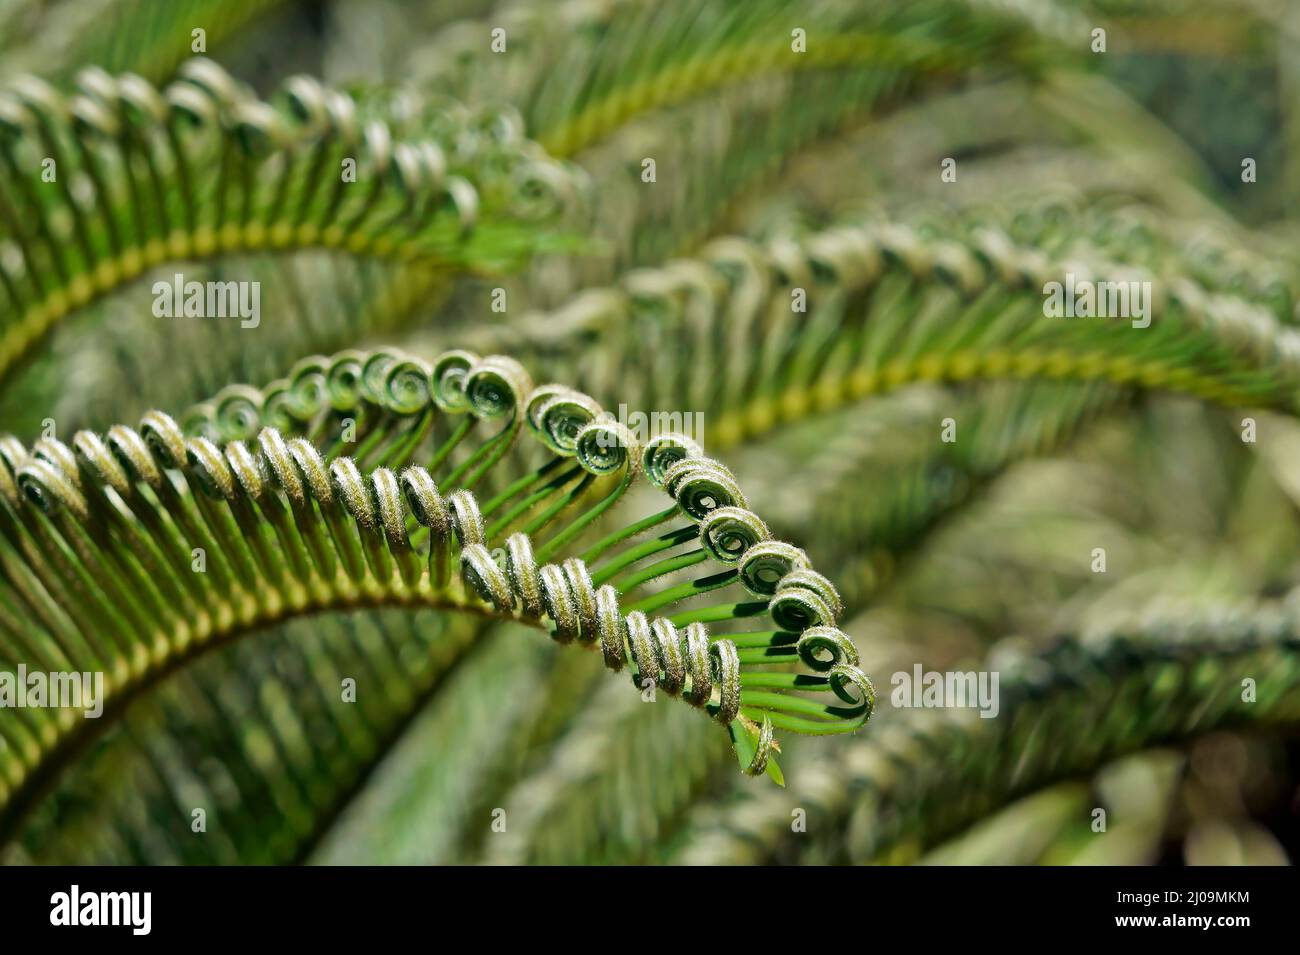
[1,0,1299,865]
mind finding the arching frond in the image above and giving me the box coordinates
[0,59,584,429]
[0,347,877,843]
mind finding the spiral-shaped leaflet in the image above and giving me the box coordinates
[0,346,874,834]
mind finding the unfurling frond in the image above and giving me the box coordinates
[0,347,877,839]
[0,58,585,396]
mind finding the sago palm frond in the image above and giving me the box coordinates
[0,58,584,430]
[0,347,878,844]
